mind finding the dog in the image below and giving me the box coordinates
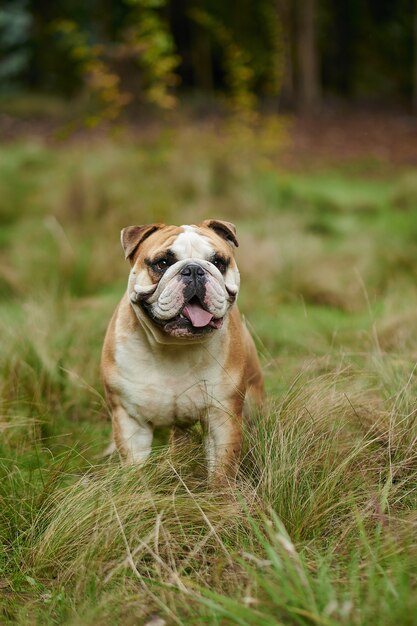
[101,220,264,482]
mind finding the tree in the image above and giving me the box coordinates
[296,0,320,112]
[414,0,417,111]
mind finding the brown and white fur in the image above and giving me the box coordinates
[101,220,264,482]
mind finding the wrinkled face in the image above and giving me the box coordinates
[123,222,240,340]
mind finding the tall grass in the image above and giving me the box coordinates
[1,122,417,624]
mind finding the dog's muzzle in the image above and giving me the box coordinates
[178,263,213,327]
[130,258,236,337]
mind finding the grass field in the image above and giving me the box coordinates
[1,119,417,625]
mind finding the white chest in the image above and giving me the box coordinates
[113,337,234,427]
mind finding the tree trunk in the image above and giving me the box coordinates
[296,0,320,112]
[191,29,213,93]
[277,0,296,107]
[414,0,417,112]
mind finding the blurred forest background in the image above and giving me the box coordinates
[1,0,417,119]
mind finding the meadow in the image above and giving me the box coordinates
[1,118,417,625]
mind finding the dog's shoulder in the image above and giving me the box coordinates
[101,294,137,376]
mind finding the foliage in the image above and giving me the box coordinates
[0,0,31,91]
[53,20,132,127]
[2,0,415,114]
[126,0,180,109]
[190,8,257,113]
[53,1,180,127]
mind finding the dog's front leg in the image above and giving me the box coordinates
[205,408,242,484]
[112,404,153,465]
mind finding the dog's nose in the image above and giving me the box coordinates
[181,263,205,279]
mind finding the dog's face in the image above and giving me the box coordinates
[121,220,240,340]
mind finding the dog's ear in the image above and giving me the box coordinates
[121,224,164,262]
[201,219,239,248]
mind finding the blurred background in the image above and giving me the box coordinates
[1,0,417,122]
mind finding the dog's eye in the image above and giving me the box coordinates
[154,258,169,272]
[213,257,227,274]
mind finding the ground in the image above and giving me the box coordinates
[1,105,417,625]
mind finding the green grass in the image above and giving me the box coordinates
[1,119,417,624]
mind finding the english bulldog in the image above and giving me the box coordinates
[101,220,264,482]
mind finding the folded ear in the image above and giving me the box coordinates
[201,219,239,247]
[120,224,164,261]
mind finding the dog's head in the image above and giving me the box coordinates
[121,220,240,341]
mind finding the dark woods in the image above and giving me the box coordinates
[1,0,416,115]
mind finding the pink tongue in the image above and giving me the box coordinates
[183,303,213,327]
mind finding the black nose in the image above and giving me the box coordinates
[181,263,205,278]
